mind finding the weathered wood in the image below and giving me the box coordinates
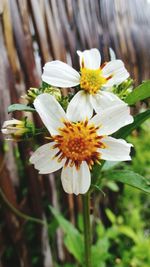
[0,0,150,265]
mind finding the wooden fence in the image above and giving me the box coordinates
[0,0,150,266]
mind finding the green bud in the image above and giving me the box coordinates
[59,96,69,111]
[112,78,133,100]
[43,86,62,101]
[23,87,40,104]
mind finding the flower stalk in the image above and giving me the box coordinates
[82,192,92,267]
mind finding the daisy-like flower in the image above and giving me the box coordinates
[42,48,129,121]
[30,93,133,195]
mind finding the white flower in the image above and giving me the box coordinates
[30,93,133,195]
[42,48,129,121]
[1,119,28,138]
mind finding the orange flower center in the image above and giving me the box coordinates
[51,120,105,169]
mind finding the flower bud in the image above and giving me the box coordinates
[23,85,62,104]
[43,86,62,101]
[112,78,133,100]
[1,119,32,140]
[23,87,40,104]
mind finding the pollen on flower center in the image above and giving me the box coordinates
[80,68,107,95]
[52,120,106,169]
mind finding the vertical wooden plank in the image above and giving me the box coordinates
[44,0,66,60]
[0,19,19,185]
[0,153,31,267]
[9,0,40,88]
[29,0,52,64]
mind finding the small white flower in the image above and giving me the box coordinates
[30,94,133,195]
[1,119,28,139]
[42,48,129,121]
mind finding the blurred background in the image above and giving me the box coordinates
[0,0,150,266]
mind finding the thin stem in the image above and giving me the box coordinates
[82,192,92,267]
[0,189,47,227]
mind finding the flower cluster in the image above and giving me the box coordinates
[2,48,133,195]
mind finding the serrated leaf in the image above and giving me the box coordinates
[114,109,150,139]
[125,80,150,105]
[8,104,35,113]
[104,170,150,193]
[49,206,84,264]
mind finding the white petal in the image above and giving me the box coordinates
[34,93,67,135]
[1,129,9,134]
[2,119,22,128]
[66,91,93,122]
[99,136,132,161]
[1,129,17,135]
[42,60,80,87]
[109,47,116,60]
[61,161,91,195]
[102,60,129,86]
[30,142,64,174]
[90,104,133,135]
[90,91,123,113]
[77,48,101,69]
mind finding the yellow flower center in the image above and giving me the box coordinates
[80,68,107,95]
[51,120,106,169]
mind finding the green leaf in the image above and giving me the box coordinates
[114,109,150,139]
[118,225,139,243]
[49,206,84,264]
[8,104,35,113]
[125,80,150,105]
[106,181,119,192]
[105,209,116,224]
[92,238,110,267]
[104,170,150,194]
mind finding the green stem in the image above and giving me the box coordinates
[0,189,47,227]
[82,192,92,267]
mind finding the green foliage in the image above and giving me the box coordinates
[125,80,150,105]
[116,184,150,267]
[112,78,133,100]
[8,103,35,113]
[103,170,150,194]
[94,205,150,267]
[91,238,110,267]
[55,264,77,267]
[49,206,84,264]
[128,121,150,178]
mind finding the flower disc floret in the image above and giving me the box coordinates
[80,68,107,95]
[52,120,105,169]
